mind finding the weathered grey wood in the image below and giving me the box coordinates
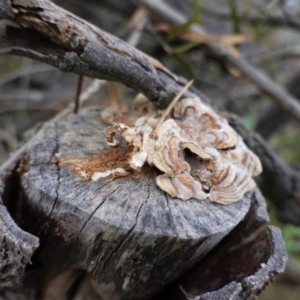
[0,0,196,109]
[156,189,287,300]
[0,0,11,19]
[0,177,39,289]
[1,0,300,121]
[19,108,251,300]
[0,0,297,228]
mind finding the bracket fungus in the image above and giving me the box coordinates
[101,95,262,204]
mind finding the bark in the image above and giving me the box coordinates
[157,189,286,300]
[0,1,288,298]
[17,108,252,299]
[0,109,287,299]
[0,176,39,289]
[0,0,198,109]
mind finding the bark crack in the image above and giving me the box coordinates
[75,179,119,239]
[94,178,151,274]
[164,193,179,238]
[48,121,60,219]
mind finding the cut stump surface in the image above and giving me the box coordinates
[19,108,252,299]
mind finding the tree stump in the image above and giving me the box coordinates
[157,189,286,299]
[0,178,39,289]
[19,108,252,299]
[0,108,286,300]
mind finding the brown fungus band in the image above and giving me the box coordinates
[104,96,262,204]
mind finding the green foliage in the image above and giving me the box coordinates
[170,41,200,54]
[167,0,202,42]
[242,115,256,130]
[227,0,241,33]
[163,0,203,76]
[271,125,300,164]
[283,225,300,255]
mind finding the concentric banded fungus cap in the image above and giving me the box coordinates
[103,96,262,204]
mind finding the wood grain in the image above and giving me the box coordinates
[20,108,251,299]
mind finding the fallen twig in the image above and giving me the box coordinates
[142,0,300,123]
[0,0,195,109]
[0,1,148,174]
[150,79,194,138]
[74,75,84,114]
[200,1,300,30]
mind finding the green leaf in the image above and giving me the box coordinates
[167,0,202,42]
[171,42,200,54]
[167,19,195,42]
[192,0,201,24]
[283,225,300,253]
[242,115,255,130]
[227,0,241,34]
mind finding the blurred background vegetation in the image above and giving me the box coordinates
[1,0,300,298]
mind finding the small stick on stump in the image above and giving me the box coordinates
[74,75,84,114]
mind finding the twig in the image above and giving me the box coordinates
[74,75,84,114]
[0,64,56,87]
[142,0,300,123]
[127,5,148,32]
[0,0,195,109]
[0,2,148,175]
[0,79,106,175]
[200,1,300,30]
[150,79,194,138]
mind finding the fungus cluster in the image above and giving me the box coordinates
[101,95,262,204]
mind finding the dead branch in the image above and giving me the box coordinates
[0,0,196,109]
[228,114,300,226]
[142,0,300,123]
[0,0,148,175]
[0,0,299,226]
[200,1,300,30]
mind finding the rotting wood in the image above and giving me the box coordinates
[0,0,288,298]
[0,0,296,220]
[3,110,285,300]
[0,177,39,289]
[18,108,252,299]
[0,109,287,299]
[156,189,287,299]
